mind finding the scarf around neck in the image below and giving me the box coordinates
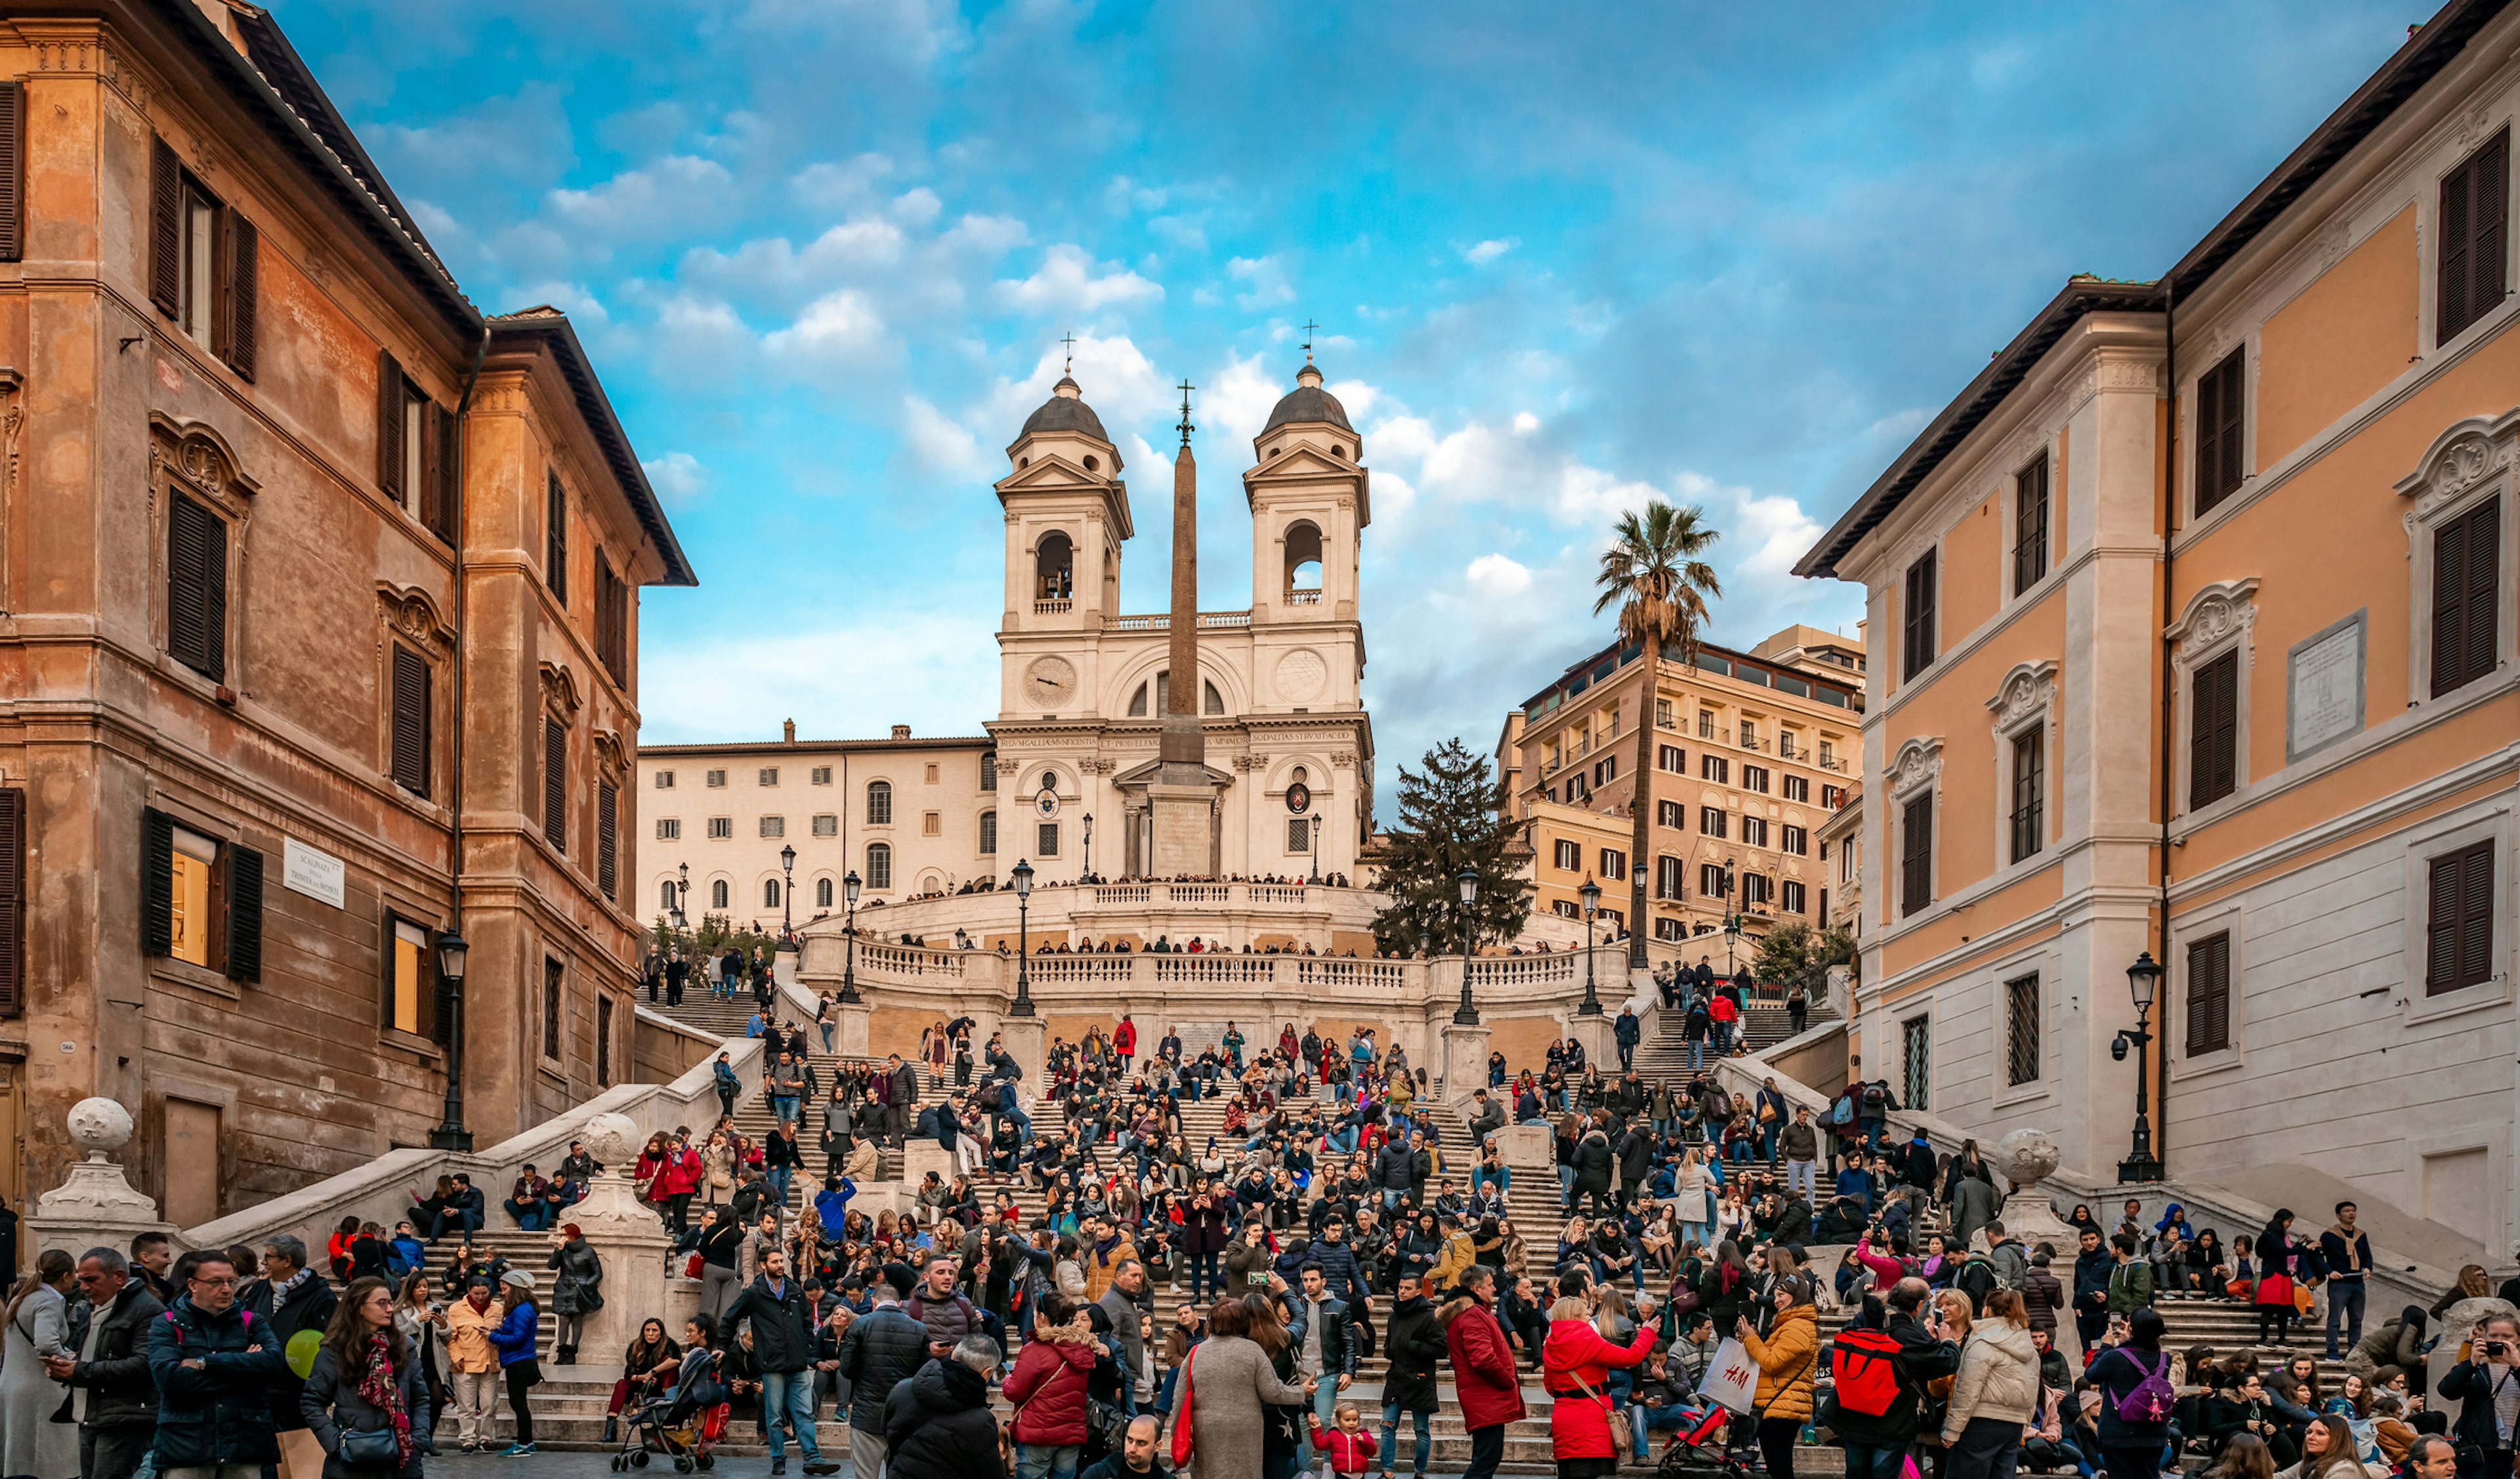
[356,1331,414,1467]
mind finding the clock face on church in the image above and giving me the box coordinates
[1023,657,1076,708]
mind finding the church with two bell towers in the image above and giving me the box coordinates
[635,357,1375,925]
[990,358,1375,880]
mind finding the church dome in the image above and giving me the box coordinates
[1264,363,1351,432]
[1020,375,1110,442]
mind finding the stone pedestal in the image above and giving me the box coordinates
[1567,1010,1614,1073]
[562,1114,675,1361]
[1492,1122,1554,1173]
[29,1098,175,1263]
[1440,1021,1490,1106]
[835,999,872,1058]
[1990,1129,2074,1250]
[1148,783,1214,877]
[998,1015,1047,1089]
[900,1140,956,1215]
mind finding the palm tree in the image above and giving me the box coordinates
[1593,500,1723,976]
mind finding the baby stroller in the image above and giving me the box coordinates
[612,1350,730,1473]
[1653,1399,1765,1479]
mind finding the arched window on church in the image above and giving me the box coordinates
[866,843,892,890]
[711,879,729,909]
[1285,521,1324,605]
[660,879,677,910]
[764,879,782,908]
[1129,680,1150,717]
[1205,680,1225,715]
[979,750,998,791]
[1036,532,1074,602]
[1129,672,1225,717]
[816,877,833,909]
[866,780,892,825]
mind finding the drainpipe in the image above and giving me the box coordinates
[2154,285,2177,1180]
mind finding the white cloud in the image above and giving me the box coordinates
[1227,255,1295,310]
[1203,353,1280,449]
[1463,238,1519,265]
[789,153,894,209]
[548,156,738,238]
[1512,411,1540,434]
[764,289,886,373]
[1466,552,1533,597]
[985,333,1170,444]
[997,243,1163,312]
[900,395,989,479]
[642,451,711,507]
[507,280,610,327]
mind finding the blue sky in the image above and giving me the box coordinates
[276,0,2414,790]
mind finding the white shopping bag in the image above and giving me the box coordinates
[1696,1335,1759,1415]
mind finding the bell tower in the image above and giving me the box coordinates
[1246,358,1366,629]
[995,373,1132,722]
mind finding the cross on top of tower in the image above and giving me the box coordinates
[1301,320,1318,363]
[1060,331,1076,373]
[1176,379,1196,445]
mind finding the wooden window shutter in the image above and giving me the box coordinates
[2185,932,2229,1053]
[434,404,460,545]
[376,350,404,499]
[390,643,430,796]
[140,806,175,956]
[0,787,23,1016]
[547,474,569,606]
[150,138,181,318]
[1900,793,1933,916]
[2427,841,2496,994]
[0,83,24,263]
[597,781,618,900]
[2189,650,2238,808]
[2194,351,2247,513]
[1902,552,1936,679]
[417,401,442,535]
[224,843,262,982]
[544,717,567,852]
[2439,130,2509,345]
[166,493,226,681]
[2431,497,2500,698]
[221,211,257,381]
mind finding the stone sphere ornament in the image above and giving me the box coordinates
[1994,1127,2061,1189]
[581,1111,639,1169]
[66,1097,136,1157]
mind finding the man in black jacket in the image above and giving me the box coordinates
[1821,1278,1961,1479]
[839,1268,932,1479]
[1288,1262,1360,1472]
[883,1338,1006,1479]
[1378,1274,1446,1478]
[2440,1312,2519,1478]
[242,1235,336,1436]
[723,1249,843,1476]
[47,1248,166,1479]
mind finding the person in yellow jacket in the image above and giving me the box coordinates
[1082,1218,1139,1302]
[442,1276,505,1452]
[1427,1217,1478,1294]
[1736,1276,1820,1479]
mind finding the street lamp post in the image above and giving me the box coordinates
[1082,814,1094,882]
[1452,865,1481,1026]
[1009,858,1036,1017]
[674,862,691,936]
[427,927,472,1151]
[839,869,863,1004]
[780,843,796,942]
[2115,951,2166,1182]
[1631,859,1648,965]
[1578,875,1603,1016]
[1721,860,1740,980]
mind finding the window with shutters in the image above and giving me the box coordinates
[1654,918,1683,941]
[1900,1016,1931,1112]
[165,492,228,682]
[0,787,22,1018]
[543,719,568,852]
[597,782,618,900]
[1698,710,1717,739]
[2004,974,2042,1086]
[978,752,998,791]
[816,877,834,908]
[1902,551,1938,680]
[2438,128,2509,346]
[812,766,832,785]
[1700,806,1728,839]
[866,781,892,825]
[764,879,782,909]
[1742,872,1773,906]
[2185,930,2232,1055]
[140,808,261,983]
[1657,855,1684,900]
[389,643,430,797]
[759,816,785,839]
[759,768,779,787]
[656,818,680,841]
[2193,350,2246,516]
[865,843,892,889]
[705,770,726,788]
[543,957,564,1062]
[545,473,569,606]
[1659,745,1686,773]
[1599,848,1626,881]
[1782,824,1808,856]
[2188,650,2240,810]
[812,814,838,838]
[373,352,456,541]
[1742,764,1770,793]
[1742,816,1769,848]
[2429,495,2501,698]
[1700,755,1729,784]
[1900,792,1934,917]
[923,812,941,837]
[596,994,614,1087]
[2013,453,2050,594]
[1782,880,1806,913]
[1700,863,1729,898]
[705,817,731,839]
[0,83,24,264]
[710,879,728,909]
[596,560,629,686]
[1822,784,1846,809]
[2009,728,2045,863]
[1657,799,1684,829]
[2426,840,2495,995]
[656,770,675,789]
[148,141,257,379]
[978,810,998,855]
[385,917,433,1037]
[1553,839,1580,871]
[1782,775,1810,803]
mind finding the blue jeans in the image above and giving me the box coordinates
[1633,1402,1692,1457]
[818,1024,836,1052]
[2325,1279,2365,1357]
[1688,1040,1705,1070]
[1557,1165,1575,1204]
[1715,1022,1734,1054]
[1846,1442,1910,1479]
[1297,1375,1340,1470]
[1473,1165,1511,1194]
[503,1199,545,1231]
[1017,1444,1081,1479]
[1381,1402,1432,1477]
[765,1165,793,1207]
[759,1369,820,1459]
[772,1096,800,1126]
[426,1205,482,1241]
[1727,1139,1754,1163]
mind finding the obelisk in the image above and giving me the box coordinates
[1149,381,1214,875]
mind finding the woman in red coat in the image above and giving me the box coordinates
[1542,1297,1659,1476]
[1005,1298,1100,1472]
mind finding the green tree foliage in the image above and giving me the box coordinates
[651,913,783,960]
[1749,920,1857,985]
[1371,739,1533,956]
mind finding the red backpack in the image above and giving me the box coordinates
[1828,1327,1906,1417]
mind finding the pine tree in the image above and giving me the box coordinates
[1371,738,1533,955]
